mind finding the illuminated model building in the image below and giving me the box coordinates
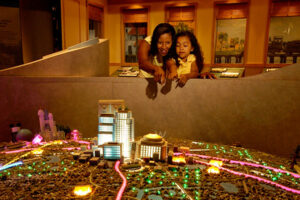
[113,107,134,158]
[38,109,63,141]
[98,100,125,145]
[136,133,167,160]
[103,142,122,160]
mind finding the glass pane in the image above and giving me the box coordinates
[124,23,147,63]
[169,21,194,33]
[267,16,300,64]
[215,18,246,64]
[89,19,102,39]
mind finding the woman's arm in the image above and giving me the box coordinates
[137,40,165,83]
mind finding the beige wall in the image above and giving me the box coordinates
[0,63,300,157]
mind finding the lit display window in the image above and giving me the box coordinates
[267,1,300,64]
[214,3,248,64]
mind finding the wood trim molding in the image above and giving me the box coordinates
[61,0,66,49]
[210,63,292,68]
[110,63,121,66]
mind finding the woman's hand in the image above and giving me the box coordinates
[154,67,166,84]
[199,72,217,79]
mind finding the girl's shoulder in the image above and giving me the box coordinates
[187,54,196,62]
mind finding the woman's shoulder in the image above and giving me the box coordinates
[144,35,152,45]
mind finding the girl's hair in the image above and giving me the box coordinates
[149,23,176,63]
[175,31,204,73]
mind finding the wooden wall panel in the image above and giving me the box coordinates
[122,9,148,23]
[61,0,88,49]
[216,3,248,19]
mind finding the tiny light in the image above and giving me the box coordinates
[53,140,63,145]
[73,185,92,196]
[207,166,220,174]
[32,149,43,155]
[172,156,186,164]
[209,160,223,167]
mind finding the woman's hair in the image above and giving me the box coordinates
[175,31,204,73]
[149,23,176,62]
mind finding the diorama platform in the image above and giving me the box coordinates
[0,138,299,200]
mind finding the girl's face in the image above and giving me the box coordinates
[176,36,194,61]
[157,33,172,57]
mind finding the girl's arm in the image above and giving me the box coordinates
[166,59,178,80]
[199,63,217,79]
[177,61,198,86]
[137,40,165,83]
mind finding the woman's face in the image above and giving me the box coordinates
[156,33,172,57]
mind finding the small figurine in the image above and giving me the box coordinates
[9,122,21,143]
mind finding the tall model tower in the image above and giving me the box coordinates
[114,107,134,158]
[98,100,125,145]
[38,109,58,141]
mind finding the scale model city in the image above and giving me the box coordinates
[0,100,299,199]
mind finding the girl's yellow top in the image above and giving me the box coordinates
[177,54,196,77]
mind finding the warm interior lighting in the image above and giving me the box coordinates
[209,160,223,167]
[73,185,92,196]
[128,4,144,9]
[31,149,43,155]
[174,3,190,7]
[207,166,220,174]
[172,156,186,164]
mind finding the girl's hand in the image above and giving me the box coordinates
[167,71,178,80]
[199,72,217,79]
[177,74,188,87]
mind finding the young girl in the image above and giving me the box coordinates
[167,31,204,86]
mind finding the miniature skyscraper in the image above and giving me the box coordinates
[98,100,125,145]
[114,106,134,158]
[38,109,58,141]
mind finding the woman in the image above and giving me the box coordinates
[138,23,176,84]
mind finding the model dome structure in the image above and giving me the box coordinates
[136,133,168,160]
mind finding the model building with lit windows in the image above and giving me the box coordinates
[98,100,125,145]
[113,106,134,158]
[136,133,167,161]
